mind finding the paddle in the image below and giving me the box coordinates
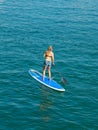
[53,66,67,84]
[57,71,67,84]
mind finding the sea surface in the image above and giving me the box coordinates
[0,0,98,130]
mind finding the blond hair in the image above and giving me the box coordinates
[48,46,53,51]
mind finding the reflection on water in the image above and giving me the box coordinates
[39,85,53,122]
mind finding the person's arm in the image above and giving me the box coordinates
[43,51,46,58]
[51,52,54,65]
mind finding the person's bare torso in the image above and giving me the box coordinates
[45,51,53,61]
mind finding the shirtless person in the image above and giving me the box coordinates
[42,46,54,80]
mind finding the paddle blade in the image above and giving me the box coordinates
[61,77,67,84]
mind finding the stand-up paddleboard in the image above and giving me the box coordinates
[29,69,65,92]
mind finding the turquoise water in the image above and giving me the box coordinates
[0,0,98,130]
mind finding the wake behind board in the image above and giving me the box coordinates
[29,69,65,92]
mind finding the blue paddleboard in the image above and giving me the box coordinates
[29,69,65,92]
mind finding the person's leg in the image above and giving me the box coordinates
[48,66,51,80]
[42,66,47,80]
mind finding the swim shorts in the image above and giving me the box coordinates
[44,60,51,67]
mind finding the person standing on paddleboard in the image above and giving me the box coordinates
[42,46,54,80]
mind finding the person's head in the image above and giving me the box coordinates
[48,46,53,51]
